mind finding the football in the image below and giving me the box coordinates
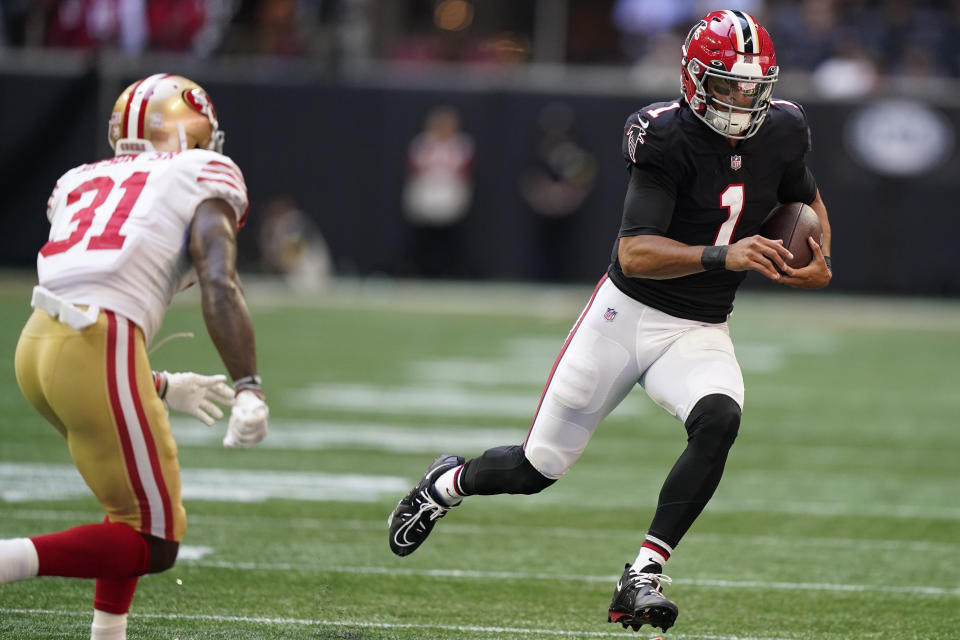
[760,202,822,270]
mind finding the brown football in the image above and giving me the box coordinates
[760,202,822,270]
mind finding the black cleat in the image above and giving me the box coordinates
[607,563,679,633]
[388,453,465,556]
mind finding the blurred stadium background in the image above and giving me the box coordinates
[1,2,959,639]
[2,0,960,292]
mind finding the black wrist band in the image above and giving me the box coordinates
[701,245,728,271]
[823,255,832,272]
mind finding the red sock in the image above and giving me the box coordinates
[95,577,140,614]
[31,522,151,578]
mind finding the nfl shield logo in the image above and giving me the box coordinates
[603,307,618,322]
[730,155,742,171]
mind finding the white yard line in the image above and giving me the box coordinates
[0,608,813,640]
[284,382,651,418]
[180,562,960,598]
[0,463,408,503]
[4,458,956,521]
[169,417,530,452]
[3,509,959,554]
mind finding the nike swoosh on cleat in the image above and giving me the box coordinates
[392,518,419,547]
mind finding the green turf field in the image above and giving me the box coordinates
[1,274,958,640]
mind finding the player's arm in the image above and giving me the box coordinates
[190,197,269,449]
[189,198,260,391]
[617,167,791,280]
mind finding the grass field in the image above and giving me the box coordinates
[1,274,958,640]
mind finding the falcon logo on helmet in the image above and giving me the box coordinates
[680,10,779,139]
[108,74,226,156]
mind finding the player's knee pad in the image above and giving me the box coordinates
[461,445,556,495]
[684,393,741,460]
[523,440,574,480]
[142,535,179,574]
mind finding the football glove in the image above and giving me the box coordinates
[157,371,235,426]
[223,390,269,449]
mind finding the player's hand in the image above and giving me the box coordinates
[778,237,832,289]
[725,235,793,281]
[160,371,235,426]
[223,390,269,449]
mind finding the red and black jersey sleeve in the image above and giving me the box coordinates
[770,100,818,205]
[618,102,687,238]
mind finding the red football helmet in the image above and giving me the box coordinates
[680,10,778,139]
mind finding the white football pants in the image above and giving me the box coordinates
[523,275,745,479]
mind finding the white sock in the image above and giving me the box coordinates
[0,538,40,584]
[91,609,127,640]
[631,535,673,573]
[432,466,465,507]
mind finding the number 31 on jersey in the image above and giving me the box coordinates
[41,171,149,257]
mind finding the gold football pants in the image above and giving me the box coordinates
[15,308,186,541]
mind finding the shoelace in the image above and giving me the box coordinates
[624,570,673,591]
[414,488,450,522]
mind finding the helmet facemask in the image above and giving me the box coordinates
[679,10,780,140]
[687,60,778,139]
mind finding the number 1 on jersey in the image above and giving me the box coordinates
[716,184,745,246]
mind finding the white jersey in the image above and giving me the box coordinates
[37,149,248,342]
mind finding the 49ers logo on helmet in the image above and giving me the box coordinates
[184,88,217,120]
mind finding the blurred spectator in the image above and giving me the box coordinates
[811,41,880,98]
[626,29,685,93]
[258,196,333,292]
[768,0,839,72]
[402,105,474,278]
[519,102,597,281]
[44,0,149,53]
[612,0,693,61]
[612,0,764,62]
[386,0,532,66]
[1,0,228,54]
[218,0,328,56]
[145,0,207,52]
[879,1,955,78]
[2,0,960,84]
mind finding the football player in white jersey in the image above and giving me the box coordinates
[0,74,269,640]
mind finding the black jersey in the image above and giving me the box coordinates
[607,98,818,323]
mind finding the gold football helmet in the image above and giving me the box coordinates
[108,74,225,155]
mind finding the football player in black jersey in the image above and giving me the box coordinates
[388,9,832,633]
